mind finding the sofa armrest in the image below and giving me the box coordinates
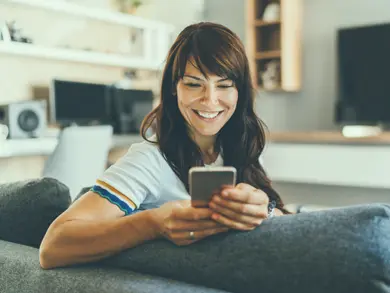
[0,240,227,293]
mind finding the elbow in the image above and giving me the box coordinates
[39,246,55,270]
[39,225,63,270]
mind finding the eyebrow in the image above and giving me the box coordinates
[183,74,230,82]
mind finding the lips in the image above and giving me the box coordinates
[192,109,224,119]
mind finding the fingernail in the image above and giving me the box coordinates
[221,191,228,197]
[213,196,220,203]
[212,213,219,220]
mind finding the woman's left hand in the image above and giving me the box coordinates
[209,183,280,231]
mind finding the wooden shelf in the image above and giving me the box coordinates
[255,50,281,59]
[267,131,390,145]
[254,20,281,26]
[257,86,284,92]
[247,0,302,92]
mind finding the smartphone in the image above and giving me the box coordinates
[189,166,237,207]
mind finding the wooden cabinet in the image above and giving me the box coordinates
[246,0,302,92]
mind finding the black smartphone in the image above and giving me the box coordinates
[189,166,237,207]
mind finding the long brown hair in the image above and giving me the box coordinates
[141,22,287,212]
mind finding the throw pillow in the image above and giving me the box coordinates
[0,177,71,248]
[102,203,390,293]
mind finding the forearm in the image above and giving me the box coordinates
[39,210,159,269]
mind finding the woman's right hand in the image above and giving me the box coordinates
[151,200,229,246]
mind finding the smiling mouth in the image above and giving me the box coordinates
[192,109,224,120]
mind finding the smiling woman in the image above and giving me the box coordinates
[39,22,287,270]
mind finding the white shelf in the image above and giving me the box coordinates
[0,42,160,69]
[0,135,143,158]
[6,0,175,31]
[3,0,175,69]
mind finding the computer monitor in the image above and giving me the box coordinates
[50,79,111,126]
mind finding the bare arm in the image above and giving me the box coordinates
[39,191,159,269]
[39,191,226,269]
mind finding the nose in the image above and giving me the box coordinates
[203,86,219,105]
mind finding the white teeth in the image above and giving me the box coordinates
[196,111,220,119]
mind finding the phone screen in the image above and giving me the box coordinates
[189,167,237,207]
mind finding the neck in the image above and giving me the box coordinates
[190,131,218,162]
[194,134,216,154]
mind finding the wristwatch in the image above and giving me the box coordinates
[267,200,277,218]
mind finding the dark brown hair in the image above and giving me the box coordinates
[141,22,287,213]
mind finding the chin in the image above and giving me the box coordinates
[195,129,220,137]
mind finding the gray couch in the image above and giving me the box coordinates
[0,178,227,293]
[0,240,226,293]
[5,178,390,293]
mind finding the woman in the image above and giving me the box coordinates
[39,22,288,270]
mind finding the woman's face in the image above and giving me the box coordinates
[176,61,238,138]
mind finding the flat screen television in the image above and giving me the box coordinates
[335,23,390,128]
[50,79,111,127]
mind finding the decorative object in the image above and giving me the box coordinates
[114,0,143,14]
[0,21,33,43]
[262,2,280,22]
[0,22,12,42]
[260,60,281,90]
[0,124,8,141]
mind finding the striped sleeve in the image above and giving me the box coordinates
[91,141,162,215]
[90,180,137,215]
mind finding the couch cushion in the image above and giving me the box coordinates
[102,203,390,293]
[0,178,71,248]
[0,240,227,293]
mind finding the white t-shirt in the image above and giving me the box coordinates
[91,137,224,215]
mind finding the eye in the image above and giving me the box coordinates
[218,84,233,89]
[184,83,202,88]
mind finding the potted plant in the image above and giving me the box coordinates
[114,0,143,14]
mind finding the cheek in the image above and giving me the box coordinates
[177,89,193,110]
[225,90,238,110]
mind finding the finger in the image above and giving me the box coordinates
[170,227,229,241]
[211,195,268,217]
[212,212,258,231]
[165,219,224,232]
[220,187,268,205]
[172,206,213,221]
[210,201,264,226]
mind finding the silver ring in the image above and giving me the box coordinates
[189,231,195,240]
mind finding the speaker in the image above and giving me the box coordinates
[0,100,47,139]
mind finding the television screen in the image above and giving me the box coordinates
[336,23,390,125]
[50,79,110,126]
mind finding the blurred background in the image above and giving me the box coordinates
[0,0,389,207]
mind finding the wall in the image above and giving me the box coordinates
[204,0,390,206]
[0,0,205,106]
[0,0,204,183]
[204,0,390,132]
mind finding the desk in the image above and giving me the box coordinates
[0,135,143,158]
[2,131,390,189]
[262,131,390,189]
[0,134,144,183]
